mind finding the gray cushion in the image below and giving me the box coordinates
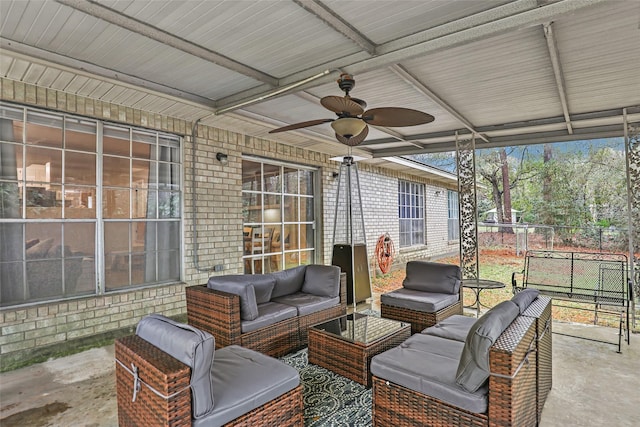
[511,288,540,314]
[250,275,276,304]
[136,314,215,419]
[193,345,300,427]
[371,334,488,414]
[422,314,477,342]
[403,261,461,295]
[269,265,307,298]
[240,302,297,333]
[301,264,341,297]
[272,292,340,316]
[456,301,519,392]
[207,275,259,321]
[380,288,459,313]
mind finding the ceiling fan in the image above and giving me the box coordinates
[268,73,435,146]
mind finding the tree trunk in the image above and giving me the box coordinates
[500,148,514,233]
[542,144,553,225]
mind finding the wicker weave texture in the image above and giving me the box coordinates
[116,335,304,427]
[223,385,304,427]
[308,321,410,386]
[115,336,191,427]
[372,376,488,427]
[241,315,300,357]
[186,285,241,348]
[381,300,463,334]
[489,316,537,427]
[522,296,553,421]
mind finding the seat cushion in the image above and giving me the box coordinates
[240,302,298,334]
[403,261,461,295]
[371,334,488,414]
[135,314,215,419]
[422,314,477,342]
[272,292,340,316]
[381,288,459,313]
[511,288,540,314]
[456,301,519,392]
[207,275,260,321]
[193,345,300,427]
[269,265,307,298]
[301,264,341,297]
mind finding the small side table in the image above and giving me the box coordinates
[462,279,506,317]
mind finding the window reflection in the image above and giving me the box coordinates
[65,118,96,152]
[242,159,316,274]
[26,112,62,148]
[2,105,182,306]
[65,151,96,185]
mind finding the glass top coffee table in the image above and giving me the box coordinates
[307,313,410,387]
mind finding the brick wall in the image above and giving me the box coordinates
[0,77,456,369]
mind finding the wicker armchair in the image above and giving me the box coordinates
[115,314,303,426]
[381,261,463,334]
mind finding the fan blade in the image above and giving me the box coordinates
[335,125,369,146]
[363,107,435,127]
[268,118,334,133]
[320,96,364,115]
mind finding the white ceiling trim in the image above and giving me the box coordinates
[543,22,573,134]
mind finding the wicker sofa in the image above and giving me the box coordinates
[380,261,463,334]
[186,264,347,357]
[371,289,551,427]
[115,314,303,426]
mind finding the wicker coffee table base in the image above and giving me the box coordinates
[308,321,410,387]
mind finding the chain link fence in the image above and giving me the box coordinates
[478,223,629,255]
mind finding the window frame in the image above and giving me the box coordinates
[398,179,425,248]
[448,189,460,241]
[0,102,183,308]
[241,156,318,273]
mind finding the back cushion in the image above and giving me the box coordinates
[207,275,259,320]
[403,261,461,295]
[270,265,307,298]
[511,288,540,314]
[455,301,519,392]
[301,264,341,297]
[136,314,215,419]
[248,275,276,304]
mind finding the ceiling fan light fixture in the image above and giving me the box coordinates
[331,117,366,138]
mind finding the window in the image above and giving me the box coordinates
[398,180,424,247]
[242,158,316,273]
[448,190,459,240]
[0,103,182,307]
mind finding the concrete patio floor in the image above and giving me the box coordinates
[1,319,638,426]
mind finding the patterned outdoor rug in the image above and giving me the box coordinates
[280,309,380,426]
[280,348,372,426]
